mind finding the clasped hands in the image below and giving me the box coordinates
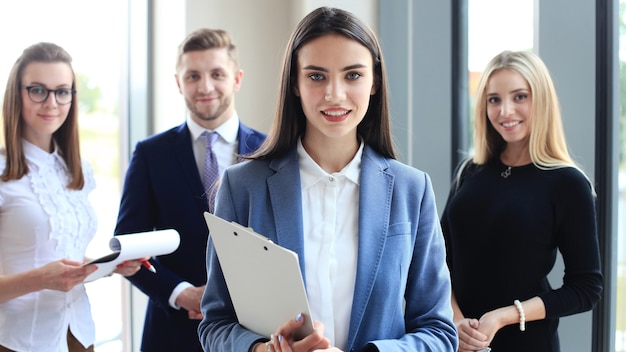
[455,312,501,352]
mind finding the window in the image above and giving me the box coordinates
[467,0,534,149]
[0,2,128,350]
[617,2,626,350]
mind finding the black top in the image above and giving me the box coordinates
[441,159,603,352]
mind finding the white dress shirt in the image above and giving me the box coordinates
[188,113,240,185]
[167,114,240,309]
[297,139,362,350]
[0,140,98,352]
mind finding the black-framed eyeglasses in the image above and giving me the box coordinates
[24,85,76,105]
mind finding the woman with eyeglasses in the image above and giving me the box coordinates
[0,42,142,352]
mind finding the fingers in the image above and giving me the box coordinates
[114,259,144,276]
[269,315,330,352]
[60,258,85,267]
[305,321,330,350]
[455,318,489,351]
[176,286,205,313]
[187,309,204,320]
[41,260,96,291]
[65,263,97,288]
[265,335,284,352]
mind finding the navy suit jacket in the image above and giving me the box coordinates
[115,121,266,352]
[198,145,457,352]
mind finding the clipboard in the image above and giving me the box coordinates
[204,212,314,340]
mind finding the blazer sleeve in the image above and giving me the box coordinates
[114,141,187,311]
[371,171,457,351]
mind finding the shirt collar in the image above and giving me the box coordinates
[297,138,362,188]
[187,112,240,143]
[22,139,64,168]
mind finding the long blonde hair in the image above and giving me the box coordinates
[473,50,574,169]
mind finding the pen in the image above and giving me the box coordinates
[142,259,157,273]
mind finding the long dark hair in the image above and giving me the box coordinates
[249,6,396,160]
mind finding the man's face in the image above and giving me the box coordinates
[176,48,243,129]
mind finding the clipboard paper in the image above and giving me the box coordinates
[83,229,180,282]
[204,212,314,340]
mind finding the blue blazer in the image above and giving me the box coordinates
[199,145,457,352]
[114,121,266,352]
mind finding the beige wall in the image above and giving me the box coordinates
[152,0,377,134]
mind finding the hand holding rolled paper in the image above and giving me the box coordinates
[84,229,180,282]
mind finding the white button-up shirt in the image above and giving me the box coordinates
[188,112,240,183]
[0,140,98,351]
[298,139,362,350]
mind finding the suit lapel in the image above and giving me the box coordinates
[348,147,394,347]
[235,123,265,162]
[266,150,307,277]
[235,124,251,163]
[171,123,207,209]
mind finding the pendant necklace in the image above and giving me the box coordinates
[501,166,512,178]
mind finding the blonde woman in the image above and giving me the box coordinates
[441,50,603,352]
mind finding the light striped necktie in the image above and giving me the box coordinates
[202,131,219,213]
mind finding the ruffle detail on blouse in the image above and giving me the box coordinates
[26,144,97,254]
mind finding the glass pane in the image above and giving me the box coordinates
[0,2,127,351]
[618,2,626,350]
[467,0,534,151]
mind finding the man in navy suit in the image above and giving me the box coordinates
[114,28,266,351]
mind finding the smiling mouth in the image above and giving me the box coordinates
[197,95,218,101]
[502,121,521,128]
[322,110,350,117]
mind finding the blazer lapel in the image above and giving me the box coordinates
[265,146,395,346]
[171,123,207,209]
[235,122,265,162]
[235,124,252,163]
[348,146,394,347]
[266,150,307,277]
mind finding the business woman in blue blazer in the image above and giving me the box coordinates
[198,7,457,352]
[202,145,456,352]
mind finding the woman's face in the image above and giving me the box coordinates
[295,34,376,145]
[20,62,73,151]
[485,69,532,146]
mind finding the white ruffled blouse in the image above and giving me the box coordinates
[0,140,98,352]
